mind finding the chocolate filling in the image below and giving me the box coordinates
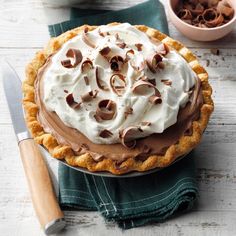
[35,57,203,161]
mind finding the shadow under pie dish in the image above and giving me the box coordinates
[23,23,214,175]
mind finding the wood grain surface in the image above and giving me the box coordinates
[0,0,236,235]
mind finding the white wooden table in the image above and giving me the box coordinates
[0,0,236,235]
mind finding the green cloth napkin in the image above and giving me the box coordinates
[48,0,199,229]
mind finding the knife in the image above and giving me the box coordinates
[2,61,66,235]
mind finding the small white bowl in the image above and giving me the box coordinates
[167,0,236,41]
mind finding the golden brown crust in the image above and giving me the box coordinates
[23,23,214,175]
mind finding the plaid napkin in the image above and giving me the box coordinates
[48,0,199,229]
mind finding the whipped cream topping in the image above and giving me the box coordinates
[42,23,197,145]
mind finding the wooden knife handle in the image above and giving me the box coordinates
[19,139,65,234]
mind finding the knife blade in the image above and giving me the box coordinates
[2,61,30,142]
[2,61,66,235]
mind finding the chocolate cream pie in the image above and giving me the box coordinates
[23,23,214,174]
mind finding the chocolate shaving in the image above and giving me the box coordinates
[132,80,162,104]
[141,121,151,126]
[64,89,68,93]
[149,95,162,104]
[124,106,133,119]
[135,43,143,51]
[211,48,220,55]
[95,99,116,121]
[110,74,126,96]
[99,47,111,56]
[81,90,98,102]
[116,42,126,49]
[95,67,109,91]
[81,59,93,73]
[217,0,234,18]
[98,29,105,37]
[203,9,224,27]
[161,79,172,86]
[156,43,170,56]
[99,129,113,138]
[176,0,234,28]
[125,49,135,61]
[82,29,96,48]
[83,76,89,86]
[66,93,81,109]
[61,59,73,68]
[120,126,141,149]
[146,53,163,73]
[65,48,83,67]
[115,33,121,41]
[109,55,124,71]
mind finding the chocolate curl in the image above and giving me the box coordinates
[191,3,205,16]
[177,9,192,20]
[141,121,151,126]
[124,106,133,119]
[95,67,109,91]
[83,76,89,86]
[81,59,93,73]
[61,59,73,68]
[82,28,96,48]
[146,53,163,73]
[203,9,224,27]
[110,74,126,96]
[135,43,143,51]
[61,48,83,68]
[125,49,135,62]
[98,29,105,37]
[99,46,111,56]
[66,93,81,109]
[81,90,98,102]
[116,42,126,49]
[132,80,162,105]
[217,0,234,18]
[109,55,124,71]
[156,43,170,56]
[96,99,117,121]
[120,126,142,149]
[99,129,113,138]
[161,79,172,86]
[149,95,162,104]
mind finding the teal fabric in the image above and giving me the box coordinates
[49,0,169,37]
[48,0,199,229]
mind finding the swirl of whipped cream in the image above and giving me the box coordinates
[42,23,197,145]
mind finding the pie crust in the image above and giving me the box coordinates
[23,23,214,175]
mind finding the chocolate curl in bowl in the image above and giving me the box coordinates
[95,99,116,121]
[146,53,164,73]
[203,8,224,27]
[110,74,126,96]
[191,3,205,16]
[132,80,162,105]
[217,0,234,18]
[177,9,192,20]
[61,48,83,68]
